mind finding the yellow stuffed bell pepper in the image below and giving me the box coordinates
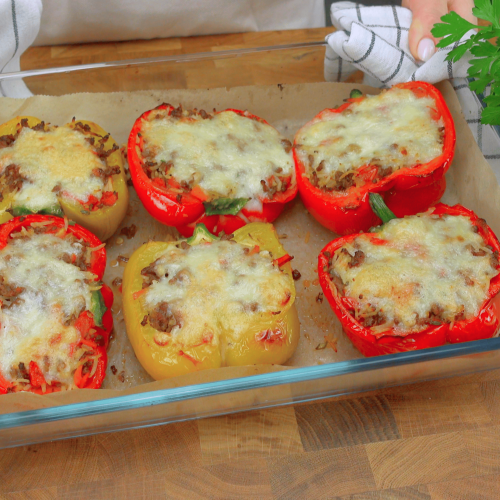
[0,116,128,241]
[122,222,300,380]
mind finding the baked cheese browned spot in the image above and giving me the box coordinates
[139,106,294,206]
[0,226,98,390]
[329,213,499,334]
[296,88,445,192]
[139,239,292,346]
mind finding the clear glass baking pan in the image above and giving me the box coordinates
[0,41,499,449]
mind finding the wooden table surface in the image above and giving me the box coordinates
[2,27,499,499]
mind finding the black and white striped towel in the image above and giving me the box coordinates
[324,1,500,181]
[0,0,42,98]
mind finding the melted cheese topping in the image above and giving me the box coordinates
[143,240,291,343]
[0,126,106,211]
[331,214,498,333]
[296,88,444,189]
[0,233,96,387]
[141,110,294,201]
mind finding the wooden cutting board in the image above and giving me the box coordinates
[1,369,499,499]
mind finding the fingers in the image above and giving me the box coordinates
[403,0,448,62]
[449,0,476,24]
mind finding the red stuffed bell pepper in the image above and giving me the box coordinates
[294,82,456,235]
[0,215,113,394]
[318,195,500,356]
[127,104,297,237]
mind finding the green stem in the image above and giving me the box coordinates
[12,204,64,217]
[186,223,219,245]
[369,193,398,224]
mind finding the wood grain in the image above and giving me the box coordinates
[0,421,202,493]
[1,27,499,499]
[365,432,476,490]
[267,445,376,499]
[52,458,273,500]
[386,382,492,438]
[462,425,500,474]
[197,407,303,466]
[427,473,500,500]
[338,484,431,500]
[295,396,400,451]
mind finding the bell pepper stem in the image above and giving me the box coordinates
[12,204,64,217]
[350,89,363,99]
[186,223,219,245]
[369,193,398,224]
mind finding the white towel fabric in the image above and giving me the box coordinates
[324,1,500,182]
[0,0,42,98]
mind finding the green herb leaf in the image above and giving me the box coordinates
[432,12,477,45]
[432,0,500,126]
[472,0,500,25]
[479,105,500,124]
[203,197,249,216]
[446,39,474,63]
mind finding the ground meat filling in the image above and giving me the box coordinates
[137,103,294,203]
[0,224,94,312]
[71,120,121,209]
[138,237,292,336]
[0,119,121,212]
[327,213,500,335]
[0,223,101,392]
[296,88,445,192]
[147,302,181,333]
[0,135,15,149]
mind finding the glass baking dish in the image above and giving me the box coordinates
[0,41,499,449]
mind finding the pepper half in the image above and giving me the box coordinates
[294,82,456,235]
[122,222,299,380]
[0,215,113,394]
[318,200,500,356]
[127,105,297,237]
[0,116,129,241]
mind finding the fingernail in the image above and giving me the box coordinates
[417,38,435,62]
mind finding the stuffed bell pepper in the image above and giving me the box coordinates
[318,195,500,356]
[0,116,129,241]
[294,82,456,235]
[122,222,299,380]
[127,104,297,237]
[0,215,113,394]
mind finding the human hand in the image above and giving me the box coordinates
[402,0,475,62]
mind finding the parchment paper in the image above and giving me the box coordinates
[0,81,498,412]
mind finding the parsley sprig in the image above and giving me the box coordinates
[431,0,500,125]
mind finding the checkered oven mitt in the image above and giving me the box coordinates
[324,1,500,181]
[0,0,42,98]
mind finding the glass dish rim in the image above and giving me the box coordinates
[0,41,327,81]
[1,337,499,430]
